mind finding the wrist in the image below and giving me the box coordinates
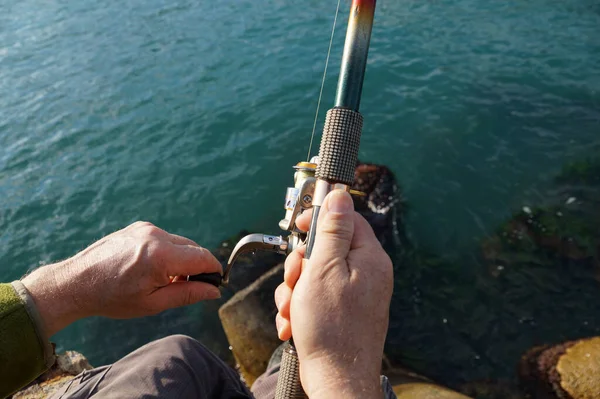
[300,356,382,399]
[21,261,89,337]
[308,381,381,399]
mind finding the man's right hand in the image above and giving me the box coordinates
[274,190,394,399]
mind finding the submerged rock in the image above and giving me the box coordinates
[554,158,600,186]
[12,351,92,399]
[481,158,600,280]
[481,204,597,278]
[518,337,600,399]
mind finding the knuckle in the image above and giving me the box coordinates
[143,225,163,237]
[274,284,285,308]
[196,246,211,259]
[284,256,300,280]
[284,253,299,270]
[133,222,163,238]
[133,221,154,229]
[184,289,202,306]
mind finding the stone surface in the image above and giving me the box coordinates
[218,264,284,387]
[392,383,472,399]
[556,337,600,399]
[55,351,92,376]
[12,351,92,399]
[352,162,409,252]
[519,343,572,399]
[519,337,600,399]
[459,380,525,399]
[12,375,75,399]
[384,356,472,399]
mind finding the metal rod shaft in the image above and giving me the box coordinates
[334,0,377,111]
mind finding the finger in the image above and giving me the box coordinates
[152,281,221,310]
[351,212,381,251]
[295,209,313,232]
[164,244,223,276]
[308,190,355,267]
[274,283,292,318]
[284,247,305,289]
[276,312,292,341]
[168,233,201,247]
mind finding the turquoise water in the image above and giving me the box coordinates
[2,0,600,388]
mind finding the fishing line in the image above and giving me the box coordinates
[306,0,342,161]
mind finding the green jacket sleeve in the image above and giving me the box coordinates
[0,282,55,398]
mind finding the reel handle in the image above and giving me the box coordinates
[187,272,223,288]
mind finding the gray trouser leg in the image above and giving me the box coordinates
[50,335,253,399]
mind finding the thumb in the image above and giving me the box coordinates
[151,282,221,311]
[310,190,355,263]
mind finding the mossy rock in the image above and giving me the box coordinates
[555,159,600,186]
[13,351,93,399]
[519,337,600,399]
[218,264,283,386]
[556,337,600,399]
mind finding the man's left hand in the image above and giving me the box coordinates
[22,221,222,337]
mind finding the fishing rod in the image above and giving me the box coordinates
[190,0,377,396]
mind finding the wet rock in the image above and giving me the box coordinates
[55,351,92,376]
[392,383,472,399]
[384,356,472,399]
[518,337,600,399]
[218,264,283,387]
[481,157,600,280]
[556,337,600,399]
[12,351,92,399]
[352,162,409,252]
[519,344,565,399]
[554,158,600,186]
[11,375,74,399]
[459,379,525,399]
